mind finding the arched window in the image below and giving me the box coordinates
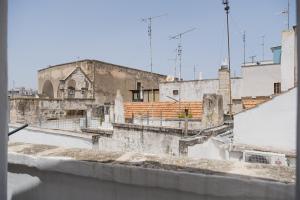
[42,80,54,98]
[67,79,76,98]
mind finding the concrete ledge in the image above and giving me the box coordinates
[113,123,199,136]
[81,128,113,137]
[8,144,295,200]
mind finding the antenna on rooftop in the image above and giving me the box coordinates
[141,13,167,73]
[170,27,196,81]
[243,31,246,66]
[222,0,233,117]
[281,0,290,29]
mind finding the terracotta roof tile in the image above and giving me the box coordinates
[242,97,270,110]
[124,101,202,120]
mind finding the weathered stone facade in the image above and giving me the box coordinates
[9,97,94,124]
[38,59,166,104]
[201,94,224,129]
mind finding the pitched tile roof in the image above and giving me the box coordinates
[124,101,203,120]
[242,96,271,110]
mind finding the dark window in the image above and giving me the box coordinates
[132,91,143,102]
[173,90,179,95]
[246,155,270,164]
[274,82,281,94]
[137,82,142,90]
[68,87,75,98]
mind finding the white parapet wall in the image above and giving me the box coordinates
[233,88,297,152]
[7,143,295,200]
[9,125,97,150]
[281,29,296,91]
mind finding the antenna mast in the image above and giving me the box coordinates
[170,28,196,80]
[142,14,167,73]
[243,31,246,66]
[288,0,290,29]
[222,0,233,118]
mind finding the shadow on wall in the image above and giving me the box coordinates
[8,158,294,200]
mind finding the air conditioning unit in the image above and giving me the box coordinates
[243,150,287,166]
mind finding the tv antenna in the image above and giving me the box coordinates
[243,31,246,66]
[222,0,233,117]
[170,27,196,80]
[141,13,167,73]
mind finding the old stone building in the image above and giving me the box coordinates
[38,59,166,104]
[9,59,167,124]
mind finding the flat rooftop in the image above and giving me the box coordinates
[8,142,295,183]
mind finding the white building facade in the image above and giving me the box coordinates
[159,28,297,112]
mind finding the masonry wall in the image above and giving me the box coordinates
[9,98,94,123]
[233,88,297,152]
[38,60,95,98]
[98,123,183,156]
[92,61,166,104]
[133,118,202,129]
[38,60,166,104]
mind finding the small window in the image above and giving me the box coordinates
[68,87,75,98]
[137,82,142,90]
[245,154,270,164]
[173,90,179,95]
[274,82,281,94]
[81,88,87,94]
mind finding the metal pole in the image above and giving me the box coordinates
[288,0,290,30]
[179,35,182,81]
[243,31,246,66]
[224,0,233,117]
[0,0,7,198]
[149,18,153,73]
[8,124,28,136]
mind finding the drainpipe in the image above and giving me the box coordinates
[0,0,8,199]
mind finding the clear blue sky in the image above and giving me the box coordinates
[8,0,296,89]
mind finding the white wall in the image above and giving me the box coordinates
[241,64,281,97]
[281,29,296,91]
[9,128,93,149]
[159,79,219,101]
[159,79,242,101]
[98,128,181,156]
[187,138,226,160]
[233,88,296,151]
